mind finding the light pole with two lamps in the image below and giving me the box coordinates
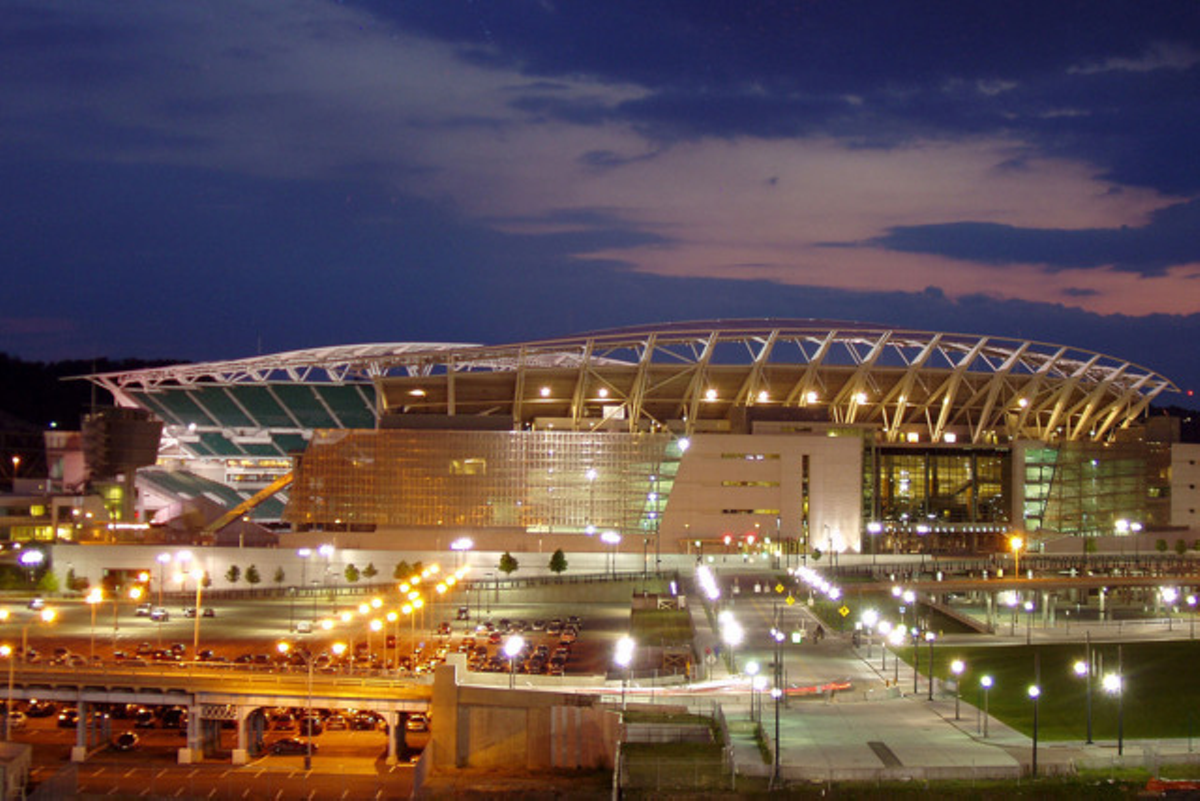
[276,642,316,769]
[504,635,525,689]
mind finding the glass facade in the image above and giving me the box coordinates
[1023,441,1171,536]
[875,448,1009,527]
[285,429,675,535]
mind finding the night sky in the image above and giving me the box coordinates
[2,2,1198,404]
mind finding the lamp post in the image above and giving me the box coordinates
[85,588,103,662]
[318,543,335,609]
[745,661,760,721]
[190,568,205,660]
[1188,595,1197,640]
[1,645,13,741]
[861,609,878,659]
[1161,587,1178,632]
[719,610,743,674]
[156,552,171,608]
[877,621,892,672]
[1028,684,1041,777]
[614,635,635,710]
[912,627,920,695]
[504,634,525,689]
[277,642,315,769]
[601,531,621,577]
[1104,653,1124,757]
[1024,600,1035,645]
[1011,535,1024,577]
[950,659,965,720]
[925,631,936,701]
[889,627,905,685]
[1074,632,1094,744]
[980,675,993,737]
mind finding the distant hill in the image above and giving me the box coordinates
[0,353,181,430]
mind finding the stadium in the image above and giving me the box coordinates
[59,319,1197,561]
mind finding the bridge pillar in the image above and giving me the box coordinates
[70,699,89,762]
[386,709,400,765]
[232,705,254,765]
[177,702,202,764]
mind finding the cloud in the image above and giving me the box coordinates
[862,198,1200,276]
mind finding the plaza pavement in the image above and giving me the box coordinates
[688,598,1200,784]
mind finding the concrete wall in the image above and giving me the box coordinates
[1172,443,1200,530]
[430,659,619,773]
[660,432,863,552]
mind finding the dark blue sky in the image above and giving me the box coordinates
[1,1,1197,404]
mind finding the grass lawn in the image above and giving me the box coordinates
[898,640,1200,741]
[630,608,693,647]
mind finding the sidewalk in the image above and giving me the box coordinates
[720,620,1200,783]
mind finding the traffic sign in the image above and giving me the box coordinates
[785,594,795,606]
[838,605,850,617]
[775,583,785,593]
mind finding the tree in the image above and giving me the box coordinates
[498,551,519,575]
[1156,538,1169,553]
[226,565,241,585]
[1176,539,1188,556]
[410,561,425,578]
[363,562,378,581]
[1084,538,1098,554]
[344,563,361,584]
[37,571,60,593]
[245,564,261,587]
[548,549,568,575]
[393,560,412,581]
[273,566,286,587]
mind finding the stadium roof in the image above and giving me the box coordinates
[83,320,1179,451]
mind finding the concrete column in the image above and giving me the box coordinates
[232,705,253,765]
[386,709,399,764]
[178,703,202,764]
[70,699,89,762]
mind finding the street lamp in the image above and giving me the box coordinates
[601,531,621,577]
[860,609,878,659]
[718,610,744,673]
[189,568,206,660]
[877,620,892,672]
[1104,663,1124,756]
[1073,658,1094,744]
[504,635,525,689]
[1011,535,1024,577]
[156,552,171,607]
[1028,684,1041,777]
[614,635,635,709]
[277,641,315,770]
[950,659,965,720]
[1161,587,1178,632]
[0,645,13,741]
[888,626,906,686]
[745,661,760,722]
[925,631,936,701]
[1024,600,1035,645]
[85,588,103,662]
[980,675,993,737]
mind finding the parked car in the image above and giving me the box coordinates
[405,713,429,732]
[57,708,79,728]
[112,732,139,751]
[268,738,316,756]
[25,700,57,718]
[4,711,27,731]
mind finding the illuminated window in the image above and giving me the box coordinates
[449,458,487,476]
